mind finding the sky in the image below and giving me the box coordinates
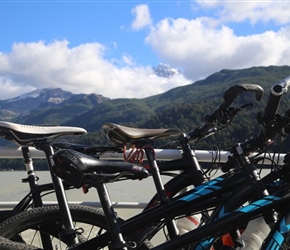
[0,0,290,100]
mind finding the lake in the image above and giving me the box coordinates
[0,170,174,218]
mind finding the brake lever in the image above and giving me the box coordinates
[218,103,254,126]
[201,127,218,138]
[241,103,254,109]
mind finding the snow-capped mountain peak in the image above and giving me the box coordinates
[8,89,44,102]
[153,63,179,78]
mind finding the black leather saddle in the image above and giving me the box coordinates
[53,149,149,188]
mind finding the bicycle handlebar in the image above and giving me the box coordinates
[222,76,290,171]
[204,84,264,124]
[186,83,264,141]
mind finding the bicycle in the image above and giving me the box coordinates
[0,122,150,249]
[51,83,264,242]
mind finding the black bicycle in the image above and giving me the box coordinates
[50,83,265,245]
[0,122,149,249]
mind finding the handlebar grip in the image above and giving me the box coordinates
[264,76,290,118]
[219,84,264,112]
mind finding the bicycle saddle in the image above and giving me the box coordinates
[102,122,181,146]
[0,121,87,146]
[53,142,122,157]
[53,149,149,188]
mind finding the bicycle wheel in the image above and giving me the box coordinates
[0,204,115,250]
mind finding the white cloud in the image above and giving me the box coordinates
[0,40,190,100]
[143,2,290,82]
[122,53,135,66]
[131,4,152,31]
[195,1,290,25]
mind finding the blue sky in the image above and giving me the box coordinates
[0,1,289,100]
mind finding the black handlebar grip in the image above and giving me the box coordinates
[264,89,282,118]
[218,84,264,112]
[264,76,290,118]
[218,85,241,111]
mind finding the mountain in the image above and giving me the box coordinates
[0,88,109,122]
[0,88,73,120]
[0,63,178,121]
[13,93,109,125]
[1,65,290,149]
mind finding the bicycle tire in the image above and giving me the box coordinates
[0,236,41,250]
[0,204,114,249]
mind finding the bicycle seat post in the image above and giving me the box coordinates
[93,180,128,250]
[21,146,43,207]
[142,142,179,238]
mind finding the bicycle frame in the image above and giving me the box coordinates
[153,189,290,250]
[68,157,278,249]
[262,208,290,249]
